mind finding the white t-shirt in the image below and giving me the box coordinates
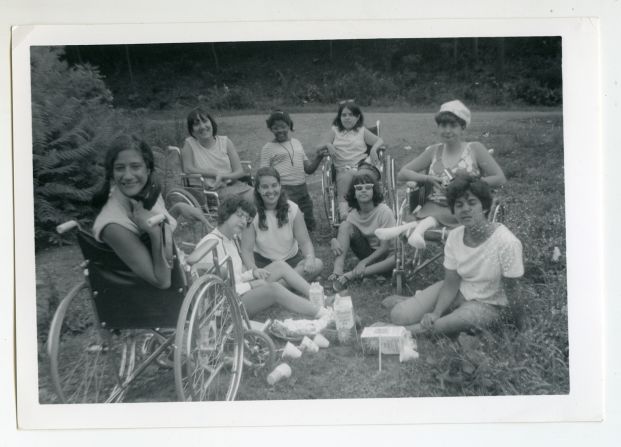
[443,224,524,306]
[195,229,254,295]
[253,200,299,261]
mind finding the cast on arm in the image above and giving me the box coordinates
[471,142,506,187]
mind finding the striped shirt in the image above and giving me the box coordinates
[259,138,308,186]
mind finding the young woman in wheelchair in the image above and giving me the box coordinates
[393,100,506,249]
[387,175,524,336]
[92,135,207,289]
[180,107,254,202]
[316,100,384,221]
[240,167,323,283]
[196,195,332,319]
[328,170,397,292]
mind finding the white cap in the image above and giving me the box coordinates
[436,100,471,127]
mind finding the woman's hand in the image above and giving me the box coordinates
[330,238,343,256]
[252,267,271,280]
[420,312,439,331]
[426,174,445,190]
[131,200,159,234]
[213,173,224,189]
[352,261,367,279]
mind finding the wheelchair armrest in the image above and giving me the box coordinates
[167,145,181,154]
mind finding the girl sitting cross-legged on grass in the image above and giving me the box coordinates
[195,195,332,319]
[328,170,396,292]
[316,100,384,221]
[386,175,524,336]
[390,100,506,249]
[259,110,327,232]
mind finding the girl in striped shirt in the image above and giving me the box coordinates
[259,110,327,231]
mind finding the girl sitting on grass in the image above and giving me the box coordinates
[393,100,506,249]
[196,196,331,319]
[387,175,523,336]
[259,110,327,232]
[317,100,384,221]
[328,170,396,292]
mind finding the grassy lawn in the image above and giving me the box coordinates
[35,110,568,402]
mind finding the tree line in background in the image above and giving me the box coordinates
[63,37,562,111]
[31,37,561,247]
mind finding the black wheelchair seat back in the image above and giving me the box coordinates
[77,230,187,330]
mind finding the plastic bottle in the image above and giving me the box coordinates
[309,282,325,308]
[333,294,355,345]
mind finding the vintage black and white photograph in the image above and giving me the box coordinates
[11,18,603,430]
[29,36,568,403]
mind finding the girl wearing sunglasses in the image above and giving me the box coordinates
[328,171,396,292]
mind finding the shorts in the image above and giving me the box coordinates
[253,249,304,269]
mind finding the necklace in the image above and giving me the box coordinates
[277,141,295,166]
[463,222,495,247]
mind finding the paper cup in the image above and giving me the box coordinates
[313,333,330,348]
[266,363,292,385]
[299,336,320,353]
[282,341,302,359]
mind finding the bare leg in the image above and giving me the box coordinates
[332,221,354,276]
[407,216,438,249]
[336,170,355,221]
[355,255,396,278]
[432,300,501,335]
[390,281,444,326]
[264,260,311,297]
[241,282,319,318]
[294,258,324,282]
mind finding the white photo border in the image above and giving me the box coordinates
[12,18,602,430]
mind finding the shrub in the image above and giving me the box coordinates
[31,46,117,247]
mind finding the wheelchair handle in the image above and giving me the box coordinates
[147,214,167,227]
[56,220,79,234]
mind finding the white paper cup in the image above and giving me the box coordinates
[266,363,292,385]
[299,336,320,353]
[313,333,330,348]
[282,341,303,359]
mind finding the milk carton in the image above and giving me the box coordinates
[309,282,325,308]
[333,294,355,344]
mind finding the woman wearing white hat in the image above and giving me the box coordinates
[391,100,506,249]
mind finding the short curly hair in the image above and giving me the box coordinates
[446,175,493,216]
[217,196,257,226]
[266,110,294,131]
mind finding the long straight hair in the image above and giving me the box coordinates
[254,166,289,230]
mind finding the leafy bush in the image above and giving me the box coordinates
[31,46,117,247]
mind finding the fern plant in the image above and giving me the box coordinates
[31,46,117,247]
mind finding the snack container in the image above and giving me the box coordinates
[309,282,325,308]
[299,336,320,353]
[334,294,356,344]
[281,341,303,359]
[313,333,330,348]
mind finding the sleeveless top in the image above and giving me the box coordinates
[252,200,300,261]
[331,126,367,169]
[183,135,231,189]
[92,186,177,243]
[427,142,480,206]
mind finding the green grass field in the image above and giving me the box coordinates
[35,110,568,401]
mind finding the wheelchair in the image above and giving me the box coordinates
[46,217,275,404]
[320,121,398,227]
[390,176,504,296]
[163,145,254,232]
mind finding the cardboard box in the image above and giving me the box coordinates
[361,325,411,355]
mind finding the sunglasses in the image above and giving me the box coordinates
[354,183,374,192]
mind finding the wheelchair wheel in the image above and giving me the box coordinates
[321,157,337,226]
[174,275,244,401]
[165,187,212,250]
[490,202,505,223]
[242,329,276,372]
[47,281,129,403]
